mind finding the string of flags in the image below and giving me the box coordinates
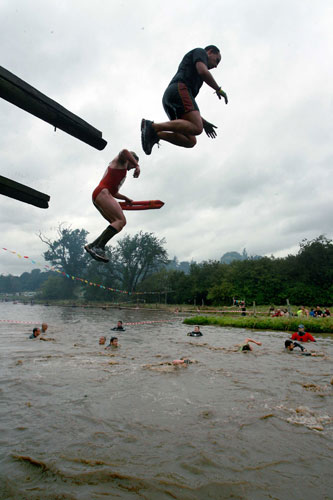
[1,247,165,296]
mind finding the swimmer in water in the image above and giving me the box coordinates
[284,339,322,356]
[105,337,118,349]
[29,327,41,339]
[238,338,262,351]
[99,336,106,345]
[143,357,195,372]
[111,320,125,331]
[41,323,48,333]
[187,326,203,337]
[172,357,193,365]
[285,339,306,352]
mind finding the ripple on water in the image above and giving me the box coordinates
[0,303,332,500]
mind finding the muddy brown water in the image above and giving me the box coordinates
[0,302,332,499]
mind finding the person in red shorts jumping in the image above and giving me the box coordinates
[291,324,316,342]
[85,149,140,263]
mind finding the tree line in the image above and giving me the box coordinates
[1,226,332,306]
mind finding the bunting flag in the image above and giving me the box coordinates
[1,247,167,296]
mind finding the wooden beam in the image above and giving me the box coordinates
[0,175,50,209]
[0,66,107,150]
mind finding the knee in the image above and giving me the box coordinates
[118,216,127,231]
[193,124,203,136]
[185,136,197,148]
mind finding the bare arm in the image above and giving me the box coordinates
[245,338,262,346]
[118,149,139,167]
[113,192,133,203]
[196,62,220,91]
[118,149,140,178]
[196,62,228,104]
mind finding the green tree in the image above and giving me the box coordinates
[38,224,89,299]
[115,231,168,292]
[37,275,71,300]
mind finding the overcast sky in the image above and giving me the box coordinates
[1,0,332,276]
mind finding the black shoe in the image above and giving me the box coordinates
[141,119,159,155]
[84,245,109,263]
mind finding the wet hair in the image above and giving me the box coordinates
[285,340,293,348]
[33,328,39,334]
[110,337,118,343]
[205,45,220,53]
[241,344,251,351]
[130,151,139,162]
[118,321,123,324]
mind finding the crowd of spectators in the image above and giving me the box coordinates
[269,305,331,318]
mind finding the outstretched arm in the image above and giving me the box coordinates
[245,338,262,346]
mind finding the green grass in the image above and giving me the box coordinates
[183,315,333,333]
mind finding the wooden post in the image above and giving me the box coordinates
[286,299,291,316]
[0,66,107,150]
[253,301,257,317]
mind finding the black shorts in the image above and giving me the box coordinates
[162,82,199,120]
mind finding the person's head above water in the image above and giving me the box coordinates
[99,336,106,345]
[193,326,201,332]
[41,323,48,333]
[298,324,305,336]
[109,337,118,346]
[285,339,294,351]
[117,321,123,327]
[32,327,41,338]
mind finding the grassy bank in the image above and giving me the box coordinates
[183,315,333,334]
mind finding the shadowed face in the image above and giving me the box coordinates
[206,49,221,69]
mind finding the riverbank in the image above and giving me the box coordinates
[184,315,333,333]
[6,299,323,317]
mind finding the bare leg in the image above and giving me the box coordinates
[158,131,197,148]
[154,110,203,137]
[94,189,126,233]
[88,189,126,252]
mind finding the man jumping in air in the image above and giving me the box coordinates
[85,149,140,263]
[141,45,228,155]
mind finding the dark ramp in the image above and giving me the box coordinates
[0,66,107,150]
[0,175,50,209]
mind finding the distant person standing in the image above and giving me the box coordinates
[291,325,316,342]
[141,45,228,155]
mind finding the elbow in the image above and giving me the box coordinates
[119,149,130,161]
